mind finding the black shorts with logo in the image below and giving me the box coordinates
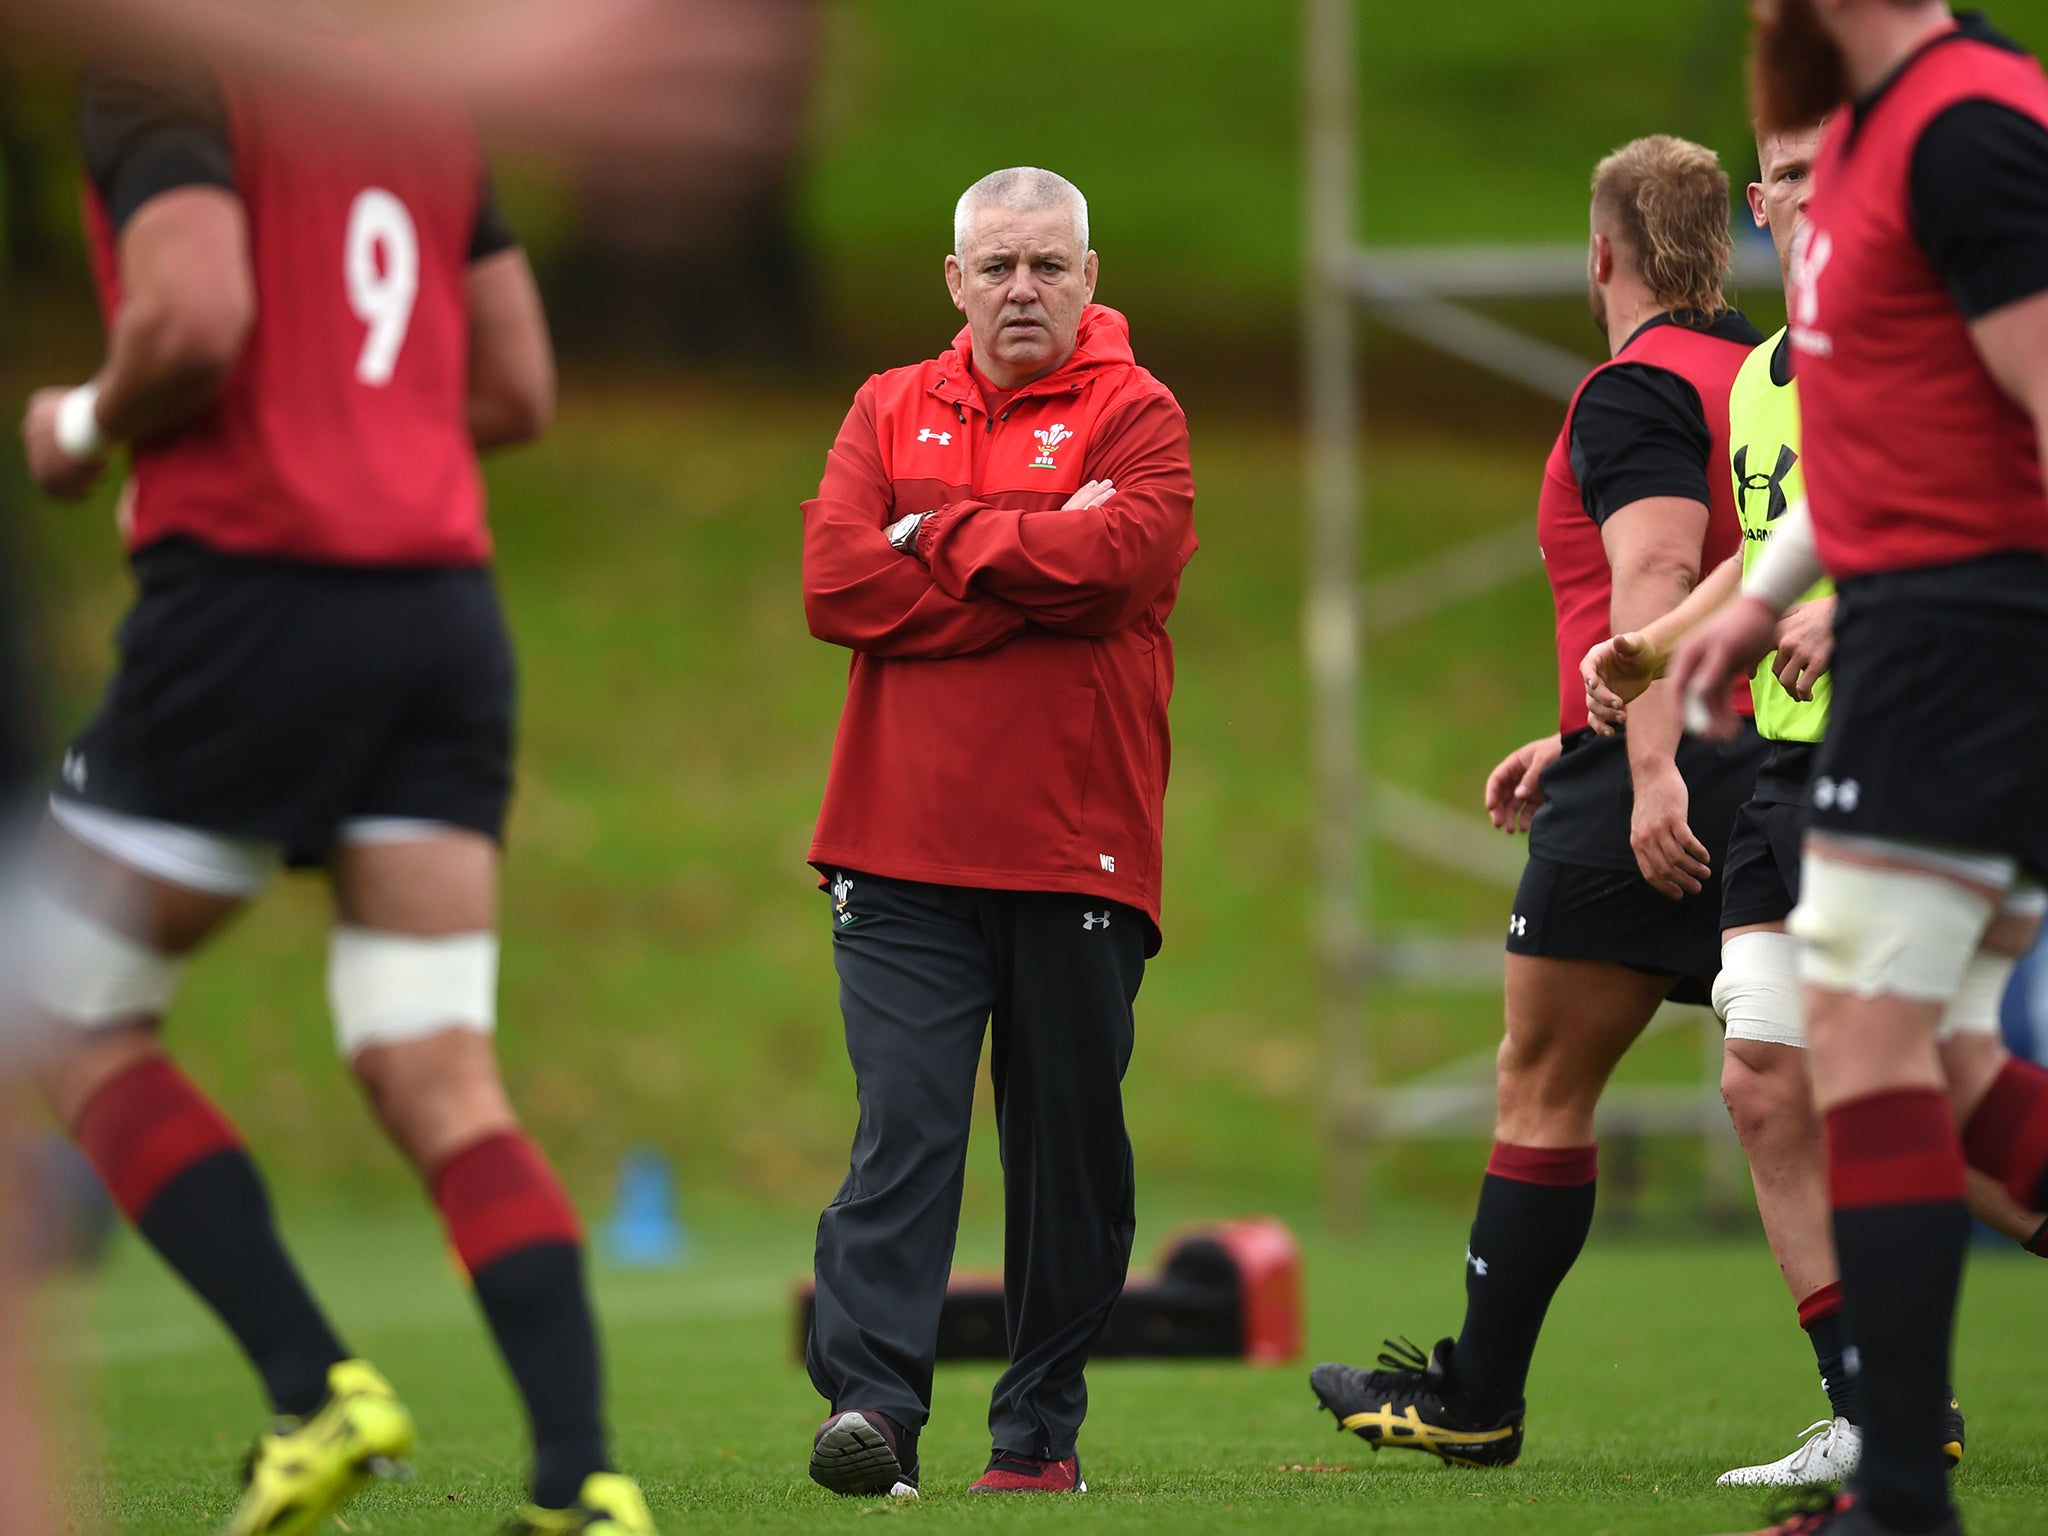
[1719,740,1817,931]
[1508,721,1767,1006]
[1809,555,2048,881]
[57,537,516,867]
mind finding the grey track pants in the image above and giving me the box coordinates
[806,870,1145,1460]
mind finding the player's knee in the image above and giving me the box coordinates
[1720,1039,1810,1149]
[1713,929,1804,1048]
[1493,1034,1600,1133]
[1788,850,1994,1005]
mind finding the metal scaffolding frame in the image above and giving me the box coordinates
[1300,0,1765,1231]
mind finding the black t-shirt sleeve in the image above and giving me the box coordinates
[78,59,235,231]
[1911,99,2048,319]
[1566,362,1712,525]
[469,169,517,262]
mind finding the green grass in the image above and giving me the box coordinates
[52,1198,2048,1535]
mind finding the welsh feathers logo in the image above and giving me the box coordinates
[1031,423,1073,470]
[832,873,855,926]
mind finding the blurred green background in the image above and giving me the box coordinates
[7,0,2048,1231]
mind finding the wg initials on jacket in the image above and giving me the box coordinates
[800,167,1196,1500]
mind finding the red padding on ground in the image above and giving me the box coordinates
[74,1056,243,1219]
[1485,1140,1598,1187]
[1825,1088,1965,1210]
[1213,1217,1303,1365]
[1797,1280,1843,1330]
[1962,1056,2048,1209]
[431,1130,583,1275]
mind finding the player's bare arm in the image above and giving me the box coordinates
[22,186,251,500]
[466,248,556,450]
[1582,552,1742,732]
[1669,496,1818,741]
[1965,286,2048,464]
[1602,494,1712,899]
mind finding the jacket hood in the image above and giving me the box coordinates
[935,304,1136,399]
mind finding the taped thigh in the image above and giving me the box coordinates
[327,925,498,1057]
[1714,929,1805,1048]
[28,892,183,1026]
[1938,882,2048,1040]
[1789,849,1996,1004]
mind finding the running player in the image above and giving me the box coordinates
[17,31,652,1536]
[1582,114,2048,1490]
[1308,137,1768,1465]
[1669,5,2048,1533]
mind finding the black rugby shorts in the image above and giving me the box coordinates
[1719,741,1817,932]
[1808,555,2048,881]
[1512,722,1766,1006]
[57,537,515,866]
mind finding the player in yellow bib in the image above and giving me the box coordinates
[1581,120,2046,1489]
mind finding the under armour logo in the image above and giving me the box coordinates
[917,428,952,445]
[1734,443,1800,523]
[1466,1247,1489,1277]
[1083,911,1111,930]
[1508,914,1528,937]
[1812,776,1860,813]
[60,749,86,792]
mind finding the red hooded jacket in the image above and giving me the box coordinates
[804,305,1196,944]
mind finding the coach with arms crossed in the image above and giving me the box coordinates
[799,167,1195,1500]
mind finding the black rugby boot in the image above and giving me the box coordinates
[1309,1336,1524,1467]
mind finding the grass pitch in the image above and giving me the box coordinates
[52,1197,2048,1536]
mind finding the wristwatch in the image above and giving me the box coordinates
[886,511,930,552]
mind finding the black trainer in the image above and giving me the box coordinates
[1940,1388,1965,1467]
[1309,1336,1524,1468]
[808,1410,919,1499]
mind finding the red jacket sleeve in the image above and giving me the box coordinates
[802,384,1029,659]
[918,390,1196,636]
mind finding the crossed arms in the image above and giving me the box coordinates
[801,385,1195,659]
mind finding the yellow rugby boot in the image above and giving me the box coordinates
[504,1473,657,1536]
[224,1359,415,1536]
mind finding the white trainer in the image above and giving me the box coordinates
[1716,1417,1862,1487]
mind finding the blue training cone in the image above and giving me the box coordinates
[602,1147,689,1267]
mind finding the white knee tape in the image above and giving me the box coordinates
[29,893,183,1026]
[1938,950,2016,1041]
[1789,854,1995,1004]
[327,926,498,1058]
[1714,930,1806,1048]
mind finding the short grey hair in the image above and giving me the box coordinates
[952,167,1090,256]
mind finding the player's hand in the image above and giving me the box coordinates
[1063,480,1115,511]
[1580,631,1665,737]
[1771,595,1835,702]
[1630,764,1710,900]
[1668,594,1779,741]
[1484,734,1562,834]
[21,387,106,501]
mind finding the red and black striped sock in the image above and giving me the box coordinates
[1827,1088,1967,1535]
[1798,1281,1860,1423]
[1962,1055,2048,1214]
[74,1056,347,1416]
[433,1130,607,1509]
[1450,1142,1597,1421]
